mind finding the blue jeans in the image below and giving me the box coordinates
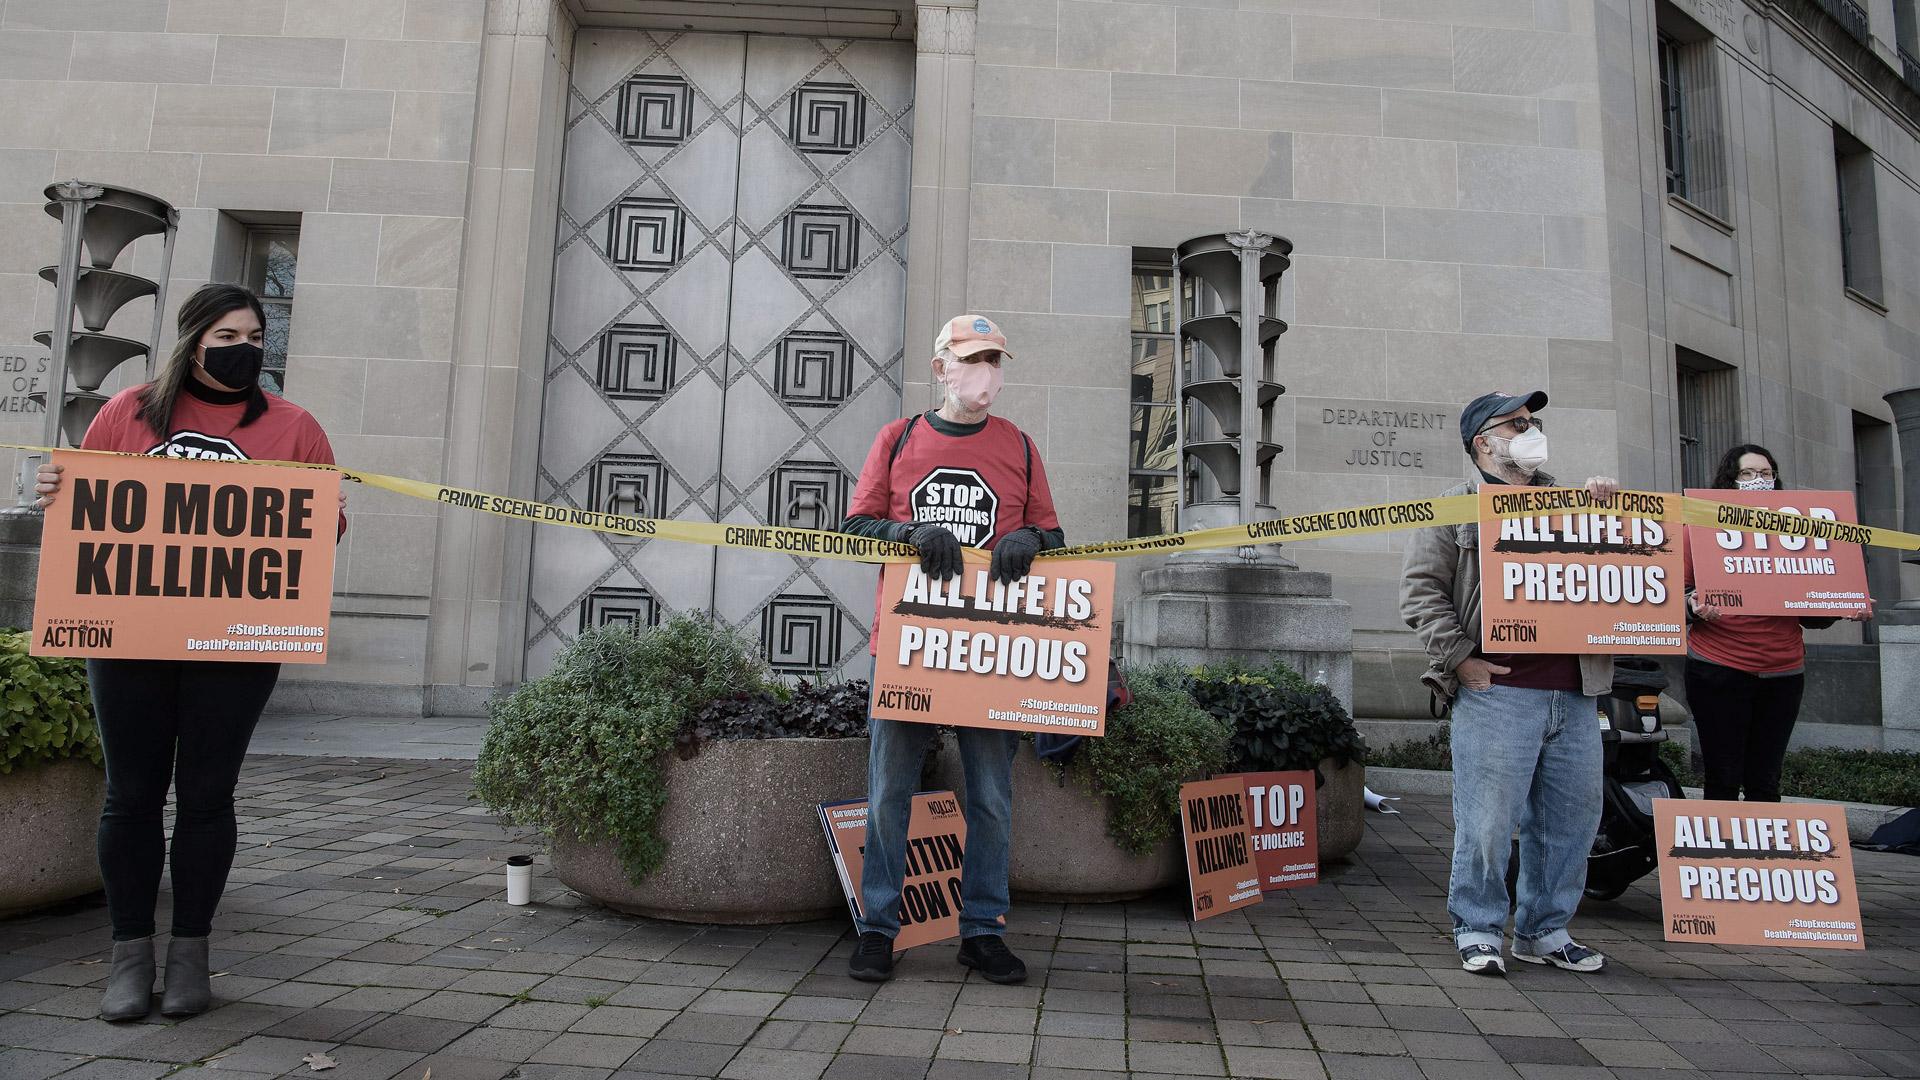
[1448,684,1602,953]
[856,717,1016,940]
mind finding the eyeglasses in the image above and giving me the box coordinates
[1736,468,1776,481]
[1478,416,1545,436]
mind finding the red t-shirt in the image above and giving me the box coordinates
[848,412,1061,652]
[82,383,345,535]
[1683,531,1807,675]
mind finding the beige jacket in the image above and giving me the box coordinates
[1399,471,1615,703]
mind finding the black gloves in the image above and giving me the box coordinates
[989,526,1045,584]
[907,523,964,580]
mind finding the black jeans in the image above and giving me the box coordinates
[89,659,280,941]
[1683,657,1804,803]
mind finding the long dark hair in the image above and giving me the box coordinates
[1710,443,1782,490]
[135,283,269,439]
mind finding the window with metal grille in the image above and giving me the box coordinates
[1655,6,1729,219]
[1834,125,1884,303]
[241,228,298,394]
[1676,347,1739,489]
[1128,262,1180,538]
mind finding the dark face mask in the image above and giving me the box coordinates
[200,341,263,388]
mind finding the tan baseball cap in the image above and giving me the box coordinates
[934,314,1012,359]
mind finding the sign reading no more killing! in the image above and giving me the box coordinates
[31,451,339,663]
[1684,489,1870,617]
[1179,777,1263,921]
[870,559,1117,736]
[1654,799,1864,950]
[1478,488,1686,654]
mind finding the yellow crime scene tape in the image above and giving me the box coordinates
[9,443,1919,559]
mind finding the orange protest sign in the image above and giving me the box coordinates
[869,559,1116,736]
[1654,799,1864,949]
[1232,771,1318,891]
[1684,490,1870,617]
[1479,488,1685,654]
[818,790,967,951]
[1179,777,1262,921]
[30,451,338,664]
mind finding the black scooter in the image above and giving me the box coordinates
[1584,658,1685,900]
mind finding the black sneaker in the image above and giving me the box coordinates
[848,932,894,982]
[957,935,1027,984]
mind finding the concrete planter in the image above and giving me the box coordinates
[0,757,105,918]
[939,746,1366,902]
[937,745,1185,903]
[1316,755,1366,863]
[550,737,868,924]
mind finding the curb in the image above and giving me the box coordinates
[1365,767,1907,844]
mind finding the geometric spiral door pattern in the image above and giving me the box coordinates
[529,31,912,677]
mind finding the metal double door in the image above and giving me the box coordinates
[529,30,912,676]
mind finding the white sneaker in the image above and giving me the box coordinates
[1513,941,1605,972]
[1459,943,1506,976]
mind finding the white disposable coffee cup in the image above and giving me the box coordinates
[506,854,533,905]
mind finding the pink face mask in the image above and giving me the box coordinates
[941,358,1003,411]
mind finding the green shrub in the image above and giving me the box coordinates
[0,629,99,774]
[1779,749,1918,807]
[1077,664,1232,856]
[676,679,869,758]
[1186,661,1366,773]
[1370,723,1451,771]
[471,615,772,883]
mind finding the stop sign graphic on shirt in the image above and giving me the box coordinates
[909,467,1000,547]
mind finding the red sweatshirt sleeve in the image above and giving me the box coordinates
[847,418,905,523]
[1021,433,1061,538]
[295,416,347,540]
[78,388,145,453]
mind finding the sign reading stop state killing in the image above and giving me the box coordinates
[1179,777,1262,921]
[818,791,967,951]
[1478,488,1685,654]
[1232,771,1319,891]
[870,559,1116,736]
[31,451,338,663]
[1684,490,1870,617]
[1654,799,1864,950]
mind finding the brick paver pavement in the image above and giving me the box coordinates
[2,755,1916,1079]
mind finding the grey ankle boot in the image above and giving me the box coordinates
[99,937,155,1021]
[160,935,212,1018]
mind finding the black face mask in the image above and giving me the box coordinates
[200,341,263,388]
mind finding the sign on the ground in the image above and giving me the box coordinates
[1653,799,1865,950]
[1684,490,1871,617]
[32,451,338,663]
[1229,770,1319,891]
[1478,488,1686,654]
[869,558,1116,736]
[1179,777,1263,921]
[818,790,966,951]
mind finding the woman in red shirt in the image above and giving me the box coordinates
[1685,444,1870,803]
[34,284,343,1022]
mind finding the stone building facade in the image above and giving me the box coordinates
[0,0,1913,740]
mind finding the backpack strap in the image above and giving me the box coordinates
[1023,432,1033,488]
[888,414,921,465]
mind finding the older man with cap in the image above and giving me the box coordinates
[837,315,1065,984]
[1401,390,1619,977]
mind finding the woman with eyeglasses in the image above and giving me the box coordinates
[1683,444,1871,802]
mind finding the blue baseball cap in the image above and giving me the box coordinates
[1460,390,1548,450]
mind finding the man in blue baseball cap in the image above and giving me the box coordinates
[1401,389,1619,977]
